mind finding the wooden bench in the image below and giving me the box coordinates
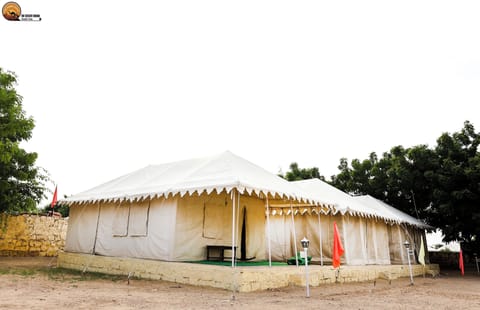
[206,245,237,261]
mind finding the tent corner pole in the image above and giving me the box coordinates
[266,195,272,268]
[231,189,236,269]
[317,210,323,266]
[92,201,102,255]
[290,200,299,267]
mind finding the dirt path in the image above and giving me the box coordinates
[1,257,479,309]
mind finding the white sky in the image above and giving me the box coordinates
[2,1,480,201]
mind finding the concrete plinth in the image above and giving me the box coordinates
[58,252,440,292]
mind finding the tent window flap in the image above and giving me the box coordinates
[129,202,150,237]
[112,204,129,237]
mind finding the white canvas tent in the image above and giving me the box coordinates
[62,151,428,267]
[354,195,429,265]
[266,179,428,265]
[62,151,333,263]
[271,179,390,265]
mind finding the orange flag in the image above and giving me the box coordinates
[51,186,58,209]
[332,222,344,268]
[459,249,464,276]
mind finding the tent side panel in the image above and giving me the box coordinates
[388,224,408,264]
[172,194,211,261]
[173,193,236,261]
[269,213,347,264]
[269,215,291,261]
[409,226,424,264]
[304,214,322,260]
[64,204,99,254]
[344,215,367,265]
[242,195,266,261]
[173,193,266,261]
[93,198,177,261]
[292,215,307,256]
[368,220,391,265]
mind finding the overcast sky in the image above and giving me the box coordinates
[3,1,480,201]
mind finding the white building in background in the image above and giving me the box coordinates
[426,229,460,252]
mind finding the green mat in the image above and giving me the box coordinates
[187,260,287,267]
[287,252,312,265]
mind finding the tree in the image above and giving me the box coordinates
[430,121,480,251]
[281,162,326,181]
[0,68,48,213]
[330,121,480,252]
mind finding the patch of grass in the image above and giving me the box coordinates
[0,266,126,283]
[0,267,38,277]
[17,269,36,276]
[43,267,125,282]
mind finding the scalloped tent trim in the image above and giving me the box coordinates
[291,179,428,228]
[61,151,334,211]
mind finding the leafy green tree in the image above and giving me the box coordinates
[0,68,48,213]
[332,145,438,219]
[281,162,325,181]
[330,121,480,251]
[430,121,480,250]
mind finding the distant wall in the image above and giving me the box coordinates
[0,214,67,257]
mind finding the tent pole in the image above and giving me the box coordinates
[342,216,348,265]
[290,201,299,267]
[232,189,236,269]
[231,189,240,301]
[360,217,367,264]
[266,195,272,267]
[92,201,102,255]
[238,194,244,260]
[317,208,323,266]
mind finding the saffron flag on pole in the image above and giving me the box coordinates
[332,222,344,268]
[418,238,425,266]
[51,186,58,209]
[459,249,465,276]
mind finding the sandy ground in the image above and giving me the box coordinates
[0,257,479,310]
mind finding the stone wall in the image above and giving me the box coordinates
[0,214,68,257]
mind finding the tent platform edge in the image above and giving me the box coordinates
[57,251,440,292]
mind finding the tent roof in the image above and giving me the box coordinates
[353,195,430,228]
[292,179,381,218]
[62,151,333,208]
[292,179,428,227]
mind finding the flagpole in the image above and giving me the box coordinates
[459,241,464,276]
[333,221,345,283]
[50,185,58,216]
